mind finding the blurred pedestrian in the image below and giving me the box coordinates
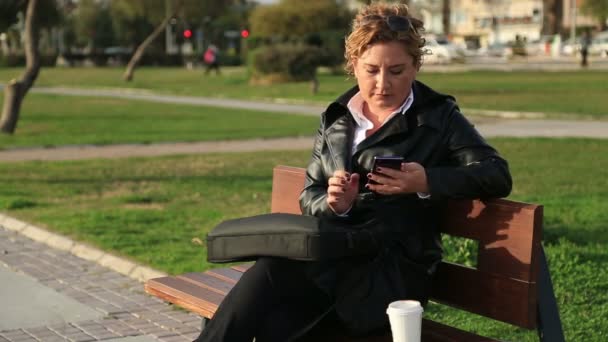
[203,44,221,75]
[581,29,591,67]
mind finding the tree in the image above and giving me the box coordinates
[354,0,410,6]
[581,0,608,30]
[442,0,451,36]
[110,0,171,48]
[109,0,172,81]
[248,1,352,93]
[0,1,22,32]
[71,0,115,50]
[1,0,62,53]
[0,0,40,134]
[250,0,351,38]
[109,2,155,48]
[118,0,237,81]
[541,0,561,35]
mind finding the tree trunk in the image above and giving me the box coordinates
[1,81,26,134]
[310,75,319,95]
[0,0,40,134]
[442,0,451,36]
[123,15,173,82]
[541,0,559,35]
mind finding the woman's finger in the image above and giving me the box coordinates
[367,172,400,187]
[375,167,406,179]
[327,185,345,195]
[328,177,346,186]
[366,183,400,194]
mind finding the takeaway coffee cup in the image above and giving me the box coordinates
[386,300,424,342]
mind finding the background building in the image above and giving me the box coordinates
[447,0,543,48]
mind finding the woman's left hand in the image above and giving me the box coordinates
[365,162,429,195]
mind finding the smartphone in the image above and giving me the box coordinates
[368,156,404,185]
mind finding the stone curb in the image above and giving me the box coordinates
[0,212,168,282]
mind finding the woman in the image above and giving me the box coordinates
[195,2,511,341]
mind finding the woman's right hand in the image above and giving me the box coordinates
[327,170,360,215]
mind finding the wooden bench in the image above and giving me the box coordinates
[145,165,564,341]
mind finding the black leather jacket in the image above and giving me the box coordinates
[296,80,512,335]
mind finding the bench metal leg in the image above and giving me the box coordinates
[191,317,211,342]
[537,246,565,342]
[201,317,211,330]
[192,317,210,342]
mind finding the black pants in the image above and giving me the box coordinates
[193,257,333,342]
[205,62,221,75]
[581,49,589,67]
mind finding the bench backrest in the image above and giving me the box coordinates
[270,165,542,330]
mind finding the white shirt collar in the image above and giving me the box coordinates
[346,90,414,128]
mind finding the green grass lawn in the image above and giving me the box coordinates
[0,138,606,340]
[0,94,319,149]
[1,67,607,118]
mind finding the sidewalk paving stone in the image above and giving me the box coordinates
[106,337,158,342]
[0,226,202,342]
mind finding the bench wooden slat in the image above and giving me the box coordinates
[271,165,307,214]
[178,272,235,296]
[231,263,253,273]
[443,199,542,281]
[421,319,498,342]
[432,262,537,328]
[144,276,224,318]
[206,267,244,283]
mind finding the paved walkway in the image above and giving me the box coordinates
[31,86,326,116]
[0,137,315,162]
[0,224,202,342]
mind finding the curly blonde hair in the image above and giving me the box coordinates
[344,2,426,75]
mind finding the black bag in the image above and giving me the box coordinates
[206,213,378,263]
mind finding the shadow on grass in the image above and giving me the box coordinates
[543,224,608,268]
[543,223,608,245]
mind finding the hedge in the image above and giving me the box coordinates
[249,44,323,83]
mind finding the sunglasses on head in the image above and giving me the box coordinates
[360,15,414,33]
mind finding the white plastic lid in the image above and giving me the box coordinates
[386,300,424,316]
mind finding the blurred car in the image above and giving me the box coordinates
[481,42,513,58]
[526,35,555,56]
[590,31,608,58]
[104,46,133,55]
[561,37,581,56]
[423,37,451,64]
[435,37,466,62]
[104,46,133,65]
